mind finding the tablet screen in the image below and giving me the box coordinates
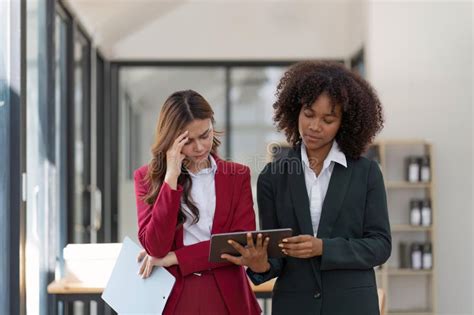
[209,228,293,263]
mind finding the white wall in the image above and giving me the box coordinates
[366,1,473,314]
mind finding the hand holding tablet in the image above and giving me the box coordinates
[209,228,293,266]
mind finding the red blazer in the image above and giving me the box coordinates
[134,155,261,315]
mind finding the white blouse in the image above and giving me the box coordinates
[301,141,347,236]
[181,155,217,246]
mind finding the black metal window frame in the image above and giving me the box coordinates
[96,52,107,243]
[56,1,115,245]
[52,1,72,282]
[93,50,117,243]
[55,1,118,244]
[69,23,93,244]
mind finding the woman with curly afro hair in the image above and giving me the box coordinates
[226,61,392,315]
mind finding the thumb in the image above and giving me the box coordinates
[221,254,242,266]
[137,250,147,262]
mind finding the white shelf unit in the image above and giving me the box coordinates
[370,139,437,315]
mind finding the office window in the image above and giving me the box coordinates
[0,0,21,312]
[25,2,74,313]
[230,67,287,188]
[26,0,51,313]
[71,29,91,244]
[54,8,70,274]
[95,54,106,243]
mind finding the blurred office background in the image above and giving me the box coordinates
[1,0,472,314]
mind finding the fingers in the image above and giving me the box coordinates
[283,249,313,258]
[137,250,147,263]
[144,260,154,278]
[140,256,159,279]
[279,241,308,251]
[255,234,270,253]
[166,132,189,176]
[263,237,270,251]
[282,235,310,243]
[167,131,189,157]
[141,259,150,279]
[256,233,263,248]
[279,235,314,258]
[228,240,247,255]
[144,262,150,278]
[174,130,189,145]
[176,136,189,151]
[221,254,243,265]
[138,256,147,276]
[246,233,255,249]
[175,131,189,148]
[279,236,315,258]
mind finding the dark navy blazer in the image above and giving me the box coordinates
[247,145,391,315]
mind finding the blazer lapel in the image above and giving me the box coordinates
[211,156,234,234]
[287,146,323,289]
[317,160,353,238]
[287,148,315,236]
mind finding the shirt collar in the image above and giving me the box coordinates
[187,155,217,177]
[301,141,347,172]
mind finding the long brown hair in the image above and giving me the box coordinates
[143,90,221,226]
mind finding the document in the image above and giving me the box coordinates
[101,237,176,315]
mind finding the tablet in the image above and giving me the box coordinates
[209,228,293,263]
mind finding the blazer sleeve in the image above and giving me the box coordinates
[320,160,392,270]
[134,169,182,258]
[247,163,285,285]
[174,166,257,276]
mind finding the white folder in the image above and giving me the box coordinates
[101,237,176,315]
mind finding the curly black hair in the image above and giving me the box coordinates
[273,61,384,159]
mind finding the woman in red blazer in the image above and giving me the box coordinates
[133,90,261,315]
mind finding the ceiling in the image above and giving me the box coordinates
[63,0,366,113]
[63,0,366,60]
